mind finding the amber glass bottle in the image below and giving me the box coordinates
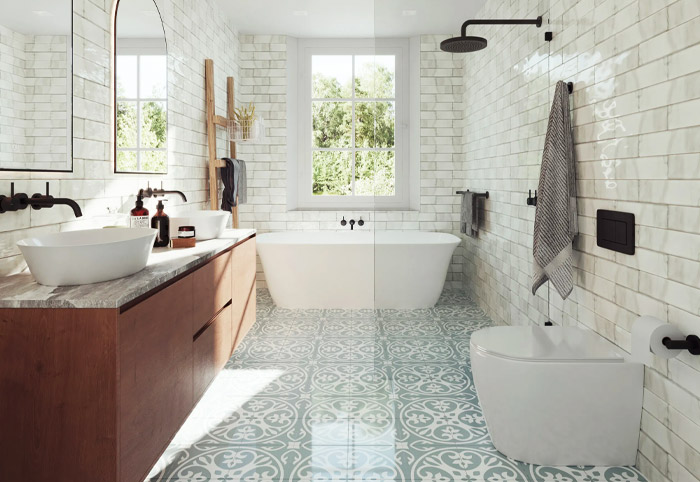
[129,196,149,228]
[151,200,170,247]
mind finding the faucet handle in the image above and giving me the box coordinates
[340,216,347,227]
[357,217,364,227]
[46,182,50,196]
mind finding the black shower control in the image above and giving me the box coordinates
[340,217,347,226]
[597,210,635,255]
[358,218,364,227]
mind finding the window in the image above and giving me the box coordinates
[115,45,167,173]
[296,39,411,209]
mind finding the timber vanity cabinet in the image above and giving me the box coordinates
[0,234,257,482]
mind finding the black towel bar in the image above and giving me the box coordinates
[456,190,489,198]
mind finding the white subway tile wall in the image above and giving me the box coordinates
[0,0,238,276]
[461,0,700,480]
[0,27,70,171]
[237,34,465,288]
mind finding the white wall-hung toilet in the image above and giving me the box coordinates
[470,326,644,466]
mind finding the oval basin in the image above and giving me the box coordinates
[17,228,157,286]
[173,210,230,241]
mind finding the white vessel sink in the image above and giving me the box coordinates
[17,228,157,286]
[174,210,230,240]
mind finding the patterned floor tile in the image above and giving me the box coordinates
[145,289,646,482]
[384,337,457,363]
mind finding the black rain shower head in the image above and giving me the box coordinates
[440,16,543,53]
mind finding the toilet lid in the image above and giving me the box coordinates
[470,326,625,362]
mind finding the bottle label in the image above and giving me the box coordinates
[130,216,150,228]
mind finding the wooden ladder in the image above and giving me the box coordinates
[204,58,239,228]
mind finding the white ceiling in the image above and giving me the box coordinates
[0,0,71,35]
[215,0,487,38]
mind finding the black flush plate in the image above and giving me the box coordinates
[597,210,635,255]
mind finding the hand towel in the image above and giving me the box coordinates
[532,80,578,299]
[460,191,479,238]
[237,159,247,205]
[220,158,247,211]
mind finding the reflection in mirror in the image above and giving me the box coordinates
[0,1,72,172]
[115,0,167,173]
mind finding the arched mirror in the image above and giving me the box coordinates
[114,0,167,173]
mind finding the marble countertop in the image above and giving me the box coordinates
[0,229,256,310]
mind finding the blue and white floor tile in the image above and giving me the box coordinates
[146,290,647,482]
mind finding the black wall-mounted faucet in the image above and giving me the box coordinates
[138,186,187,203]
[340,216,365,230]
[0,182,82,218]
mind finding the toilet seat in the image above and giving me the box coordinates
[470,326,624,363]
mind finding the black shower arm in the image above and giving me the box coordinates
[460,17,542,36]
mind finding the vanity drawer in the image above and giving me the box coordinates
[118,275,194,482]
[192,249,232,335]
[234,283,256,351]
[231,237,256,335]
[193,303,233,402]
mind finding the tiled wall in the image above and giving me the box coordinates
[460,0,700,480]
[237,34,465,288]
[0,27,70,171]
[0,26,28,169]
[24,35,71,170]
[0,0,239,276]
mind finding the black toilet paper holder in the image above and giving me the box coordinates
[662,335,700,355]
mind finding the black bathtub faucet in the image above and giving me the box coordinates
[340,216,365,230]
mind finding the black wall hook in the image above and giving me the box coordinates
[527,189,537,206]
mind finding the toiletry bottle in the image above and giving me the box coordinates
[130,195,149,228]
[151,200,170,248]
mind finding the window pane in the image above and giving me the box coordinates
[141,151,167,173]
[312,55,352,98]
[116,101,137,148]
[355,151,395,196]
[139,55,167,98]
[355,55,395,98]
[312,101,352,148]
[355,102,395,148]
[116,55,137,98]
[116,151,137,172]
[312,151,352,196]
[141,101,167,148]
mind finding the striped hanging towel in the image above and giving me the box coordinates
[532,81,578,299]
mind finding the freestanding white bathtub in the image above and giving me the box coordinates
[257,231,460,309]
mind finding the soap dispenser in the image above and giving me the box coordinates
[130,194,149,228]
[151,199,170,247]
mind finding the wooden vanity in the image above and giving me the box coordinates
[0,233,257,482]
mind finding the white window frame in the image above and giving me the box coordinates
[296,38,411,210]
[115,38,168,174]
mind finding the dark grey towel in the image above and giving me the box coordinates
[220,158,247,211]
[460,192,479,238]
[532,81,578,299]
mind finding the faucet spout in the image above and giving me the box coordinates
[51,198,83,218]
[25,197,83,218]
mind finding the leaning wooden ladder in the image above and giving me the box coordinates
[205,58,239,228]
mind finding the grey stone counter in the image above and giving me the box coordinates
[0,229,256,309]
